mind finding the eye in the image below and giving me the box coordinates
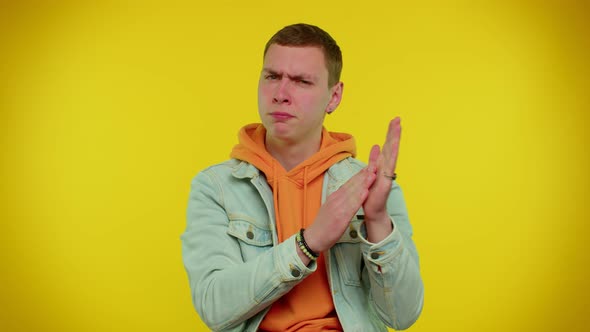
[265,74,279,80]
[298,79,312,85]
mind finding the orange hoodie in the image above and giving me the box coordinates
[230,123,356,332]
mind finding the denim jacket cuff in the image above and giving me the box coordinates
[274,233,317,282]
[358,216,404,271]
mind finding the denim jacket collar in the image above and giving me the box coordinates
[230,160,260,179]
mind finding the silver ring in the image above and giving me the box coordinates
[383,173,397,180]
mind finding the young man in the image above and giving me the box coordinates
[181,23,424,331]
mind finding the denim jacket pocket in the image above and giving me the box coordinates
[333,217,363,287]
[227,214,273,260]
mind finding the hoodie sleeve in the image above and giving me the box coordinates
[181,169,317,331]
[357,180,425,330]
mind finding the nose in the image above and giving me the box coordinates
[272,79,291,105]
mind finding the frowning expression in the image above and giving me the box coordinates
[258,44,342,145]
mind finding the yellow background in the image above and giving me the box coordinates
[1,1,589,331]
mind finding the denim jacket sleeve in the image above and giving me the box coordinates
[181,169,317,331]
[357,181,424,330]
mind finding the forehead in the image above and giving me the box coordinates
[263,44,328,80]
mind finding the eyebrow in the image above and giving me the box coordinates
[262,68,316,81]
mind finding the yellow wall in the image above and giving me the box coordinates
[1,1,588,331]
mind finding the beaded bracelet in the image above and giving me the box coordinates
[297,228,319,260]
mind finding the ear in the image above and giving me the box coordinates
[326,82,344,114]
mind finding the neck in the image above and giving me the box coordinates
[265,130,322,171]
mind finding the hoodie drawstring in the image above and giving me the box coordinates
[272,160,281,239]
[303,166,309,228]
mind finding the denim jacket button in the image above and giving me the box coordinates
[349,230,358,238]
[291,269,301,278]
[246,231,254,239]
[370,252,380,260]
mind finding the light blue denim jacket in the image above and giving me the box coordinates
[181,157,424,331]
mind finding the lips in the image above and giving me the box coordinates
[270,112,295,121]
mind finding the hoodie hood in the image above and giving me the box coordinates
[231,123,356,185]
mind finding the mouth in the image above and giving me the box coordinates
[269,112,295,121]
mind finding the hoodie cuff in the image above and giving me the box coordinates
[358,216,404,273]
[274,233,317,282]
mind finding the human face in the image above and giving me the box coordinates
[258,44,343,146]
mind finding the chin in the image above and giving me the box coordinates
[266,123,296,142]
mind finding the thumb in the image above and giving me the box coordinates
[368,144,380,173]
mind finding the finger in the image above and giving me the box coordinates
[382,118,401,173]
[384,137,400,170]
[340,168,375,198]
[339,168,366,192]
[368,145,380,174]
[385,117,401,145]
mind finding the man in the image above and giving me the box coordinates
[182,23,424,331]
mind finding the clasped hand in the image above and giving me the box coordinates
[305,117,401,252]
